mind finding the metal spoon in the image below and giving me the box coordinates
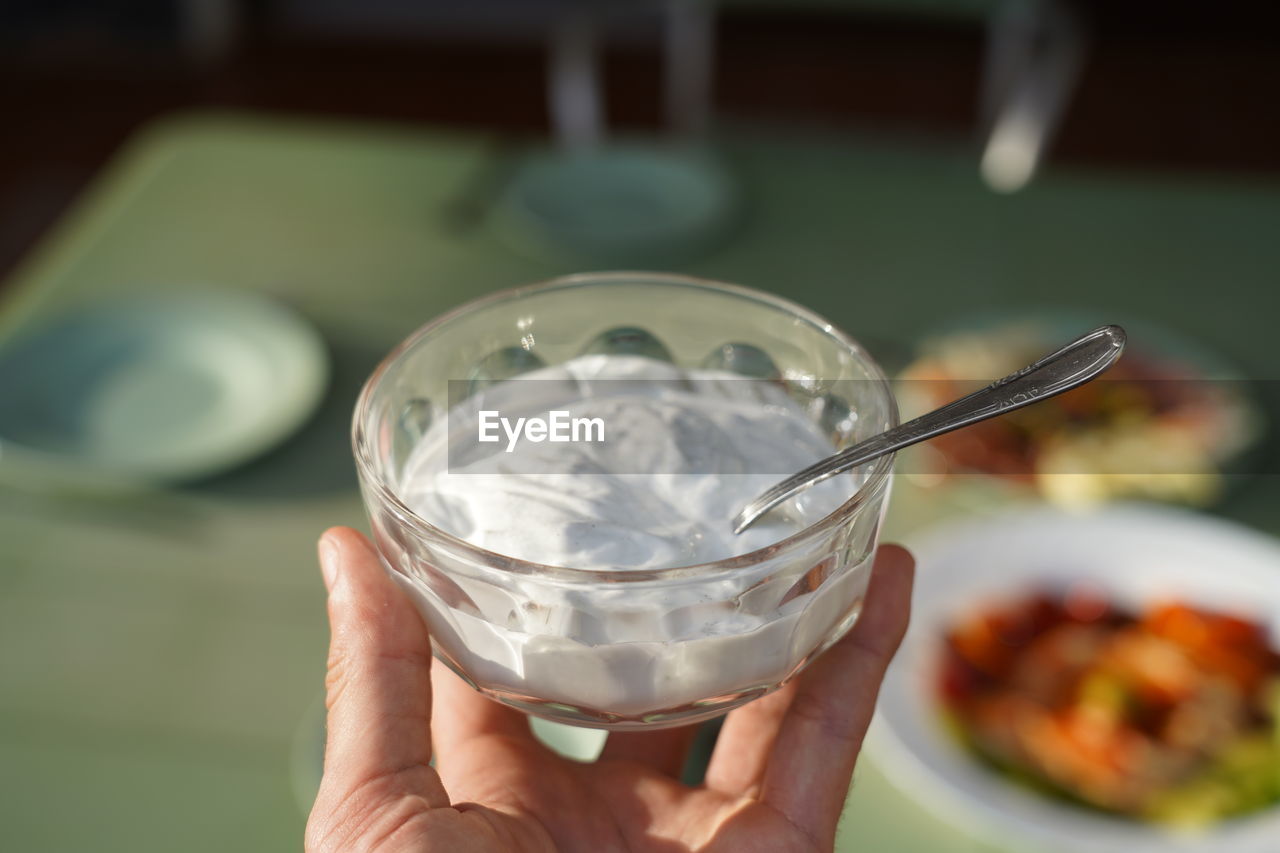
[731,324,1127,534]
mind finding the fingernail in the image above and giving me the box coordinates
[319,536,339,592]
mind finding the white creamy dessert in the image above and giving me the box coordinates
[400,354,847,569]
[390,354,872,720]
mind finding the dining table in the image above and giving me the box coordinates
[1,110,1277,851]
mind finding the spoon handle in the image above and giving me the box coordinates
[732,324,1127,534]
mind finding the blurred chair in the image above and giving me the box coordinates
[548,0,715,151]
[979,0,1085,193]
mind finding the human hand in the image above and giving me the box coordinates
[306,527,913,853]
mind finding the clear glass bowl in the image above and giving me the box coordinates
[353,272,898,730]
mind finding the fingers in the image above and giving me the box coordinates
[708,546,915,799]
[703,680,799,796]
[430,656,532,761]
[314,527,449,810]
[599,726,700,778]
[760,544,914,848]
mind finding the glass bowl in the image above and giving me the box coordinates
[353,272,898,730]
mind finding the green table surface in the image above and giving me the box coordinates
[2,112,1277,852]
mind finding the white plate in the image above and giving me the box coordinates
[868,504,1280,853]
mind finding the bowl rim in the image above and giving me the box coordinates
[351,270,899,583]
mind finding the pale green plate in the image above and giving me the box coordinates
[0,289,328,486]
[494,145,739,264]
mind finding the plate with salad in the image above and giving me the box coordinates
[895,317,1261,509]
[869,505,1280,852]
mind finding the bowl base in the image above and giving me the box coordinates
[430,599,865,732]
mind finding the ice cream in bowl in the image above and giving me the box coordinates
[352,272,898,729]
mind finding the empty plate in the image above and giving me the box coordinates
[494,146,738,264]
[0,289,328,485]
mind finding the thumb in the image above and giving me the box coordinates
[307,528,448,848]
